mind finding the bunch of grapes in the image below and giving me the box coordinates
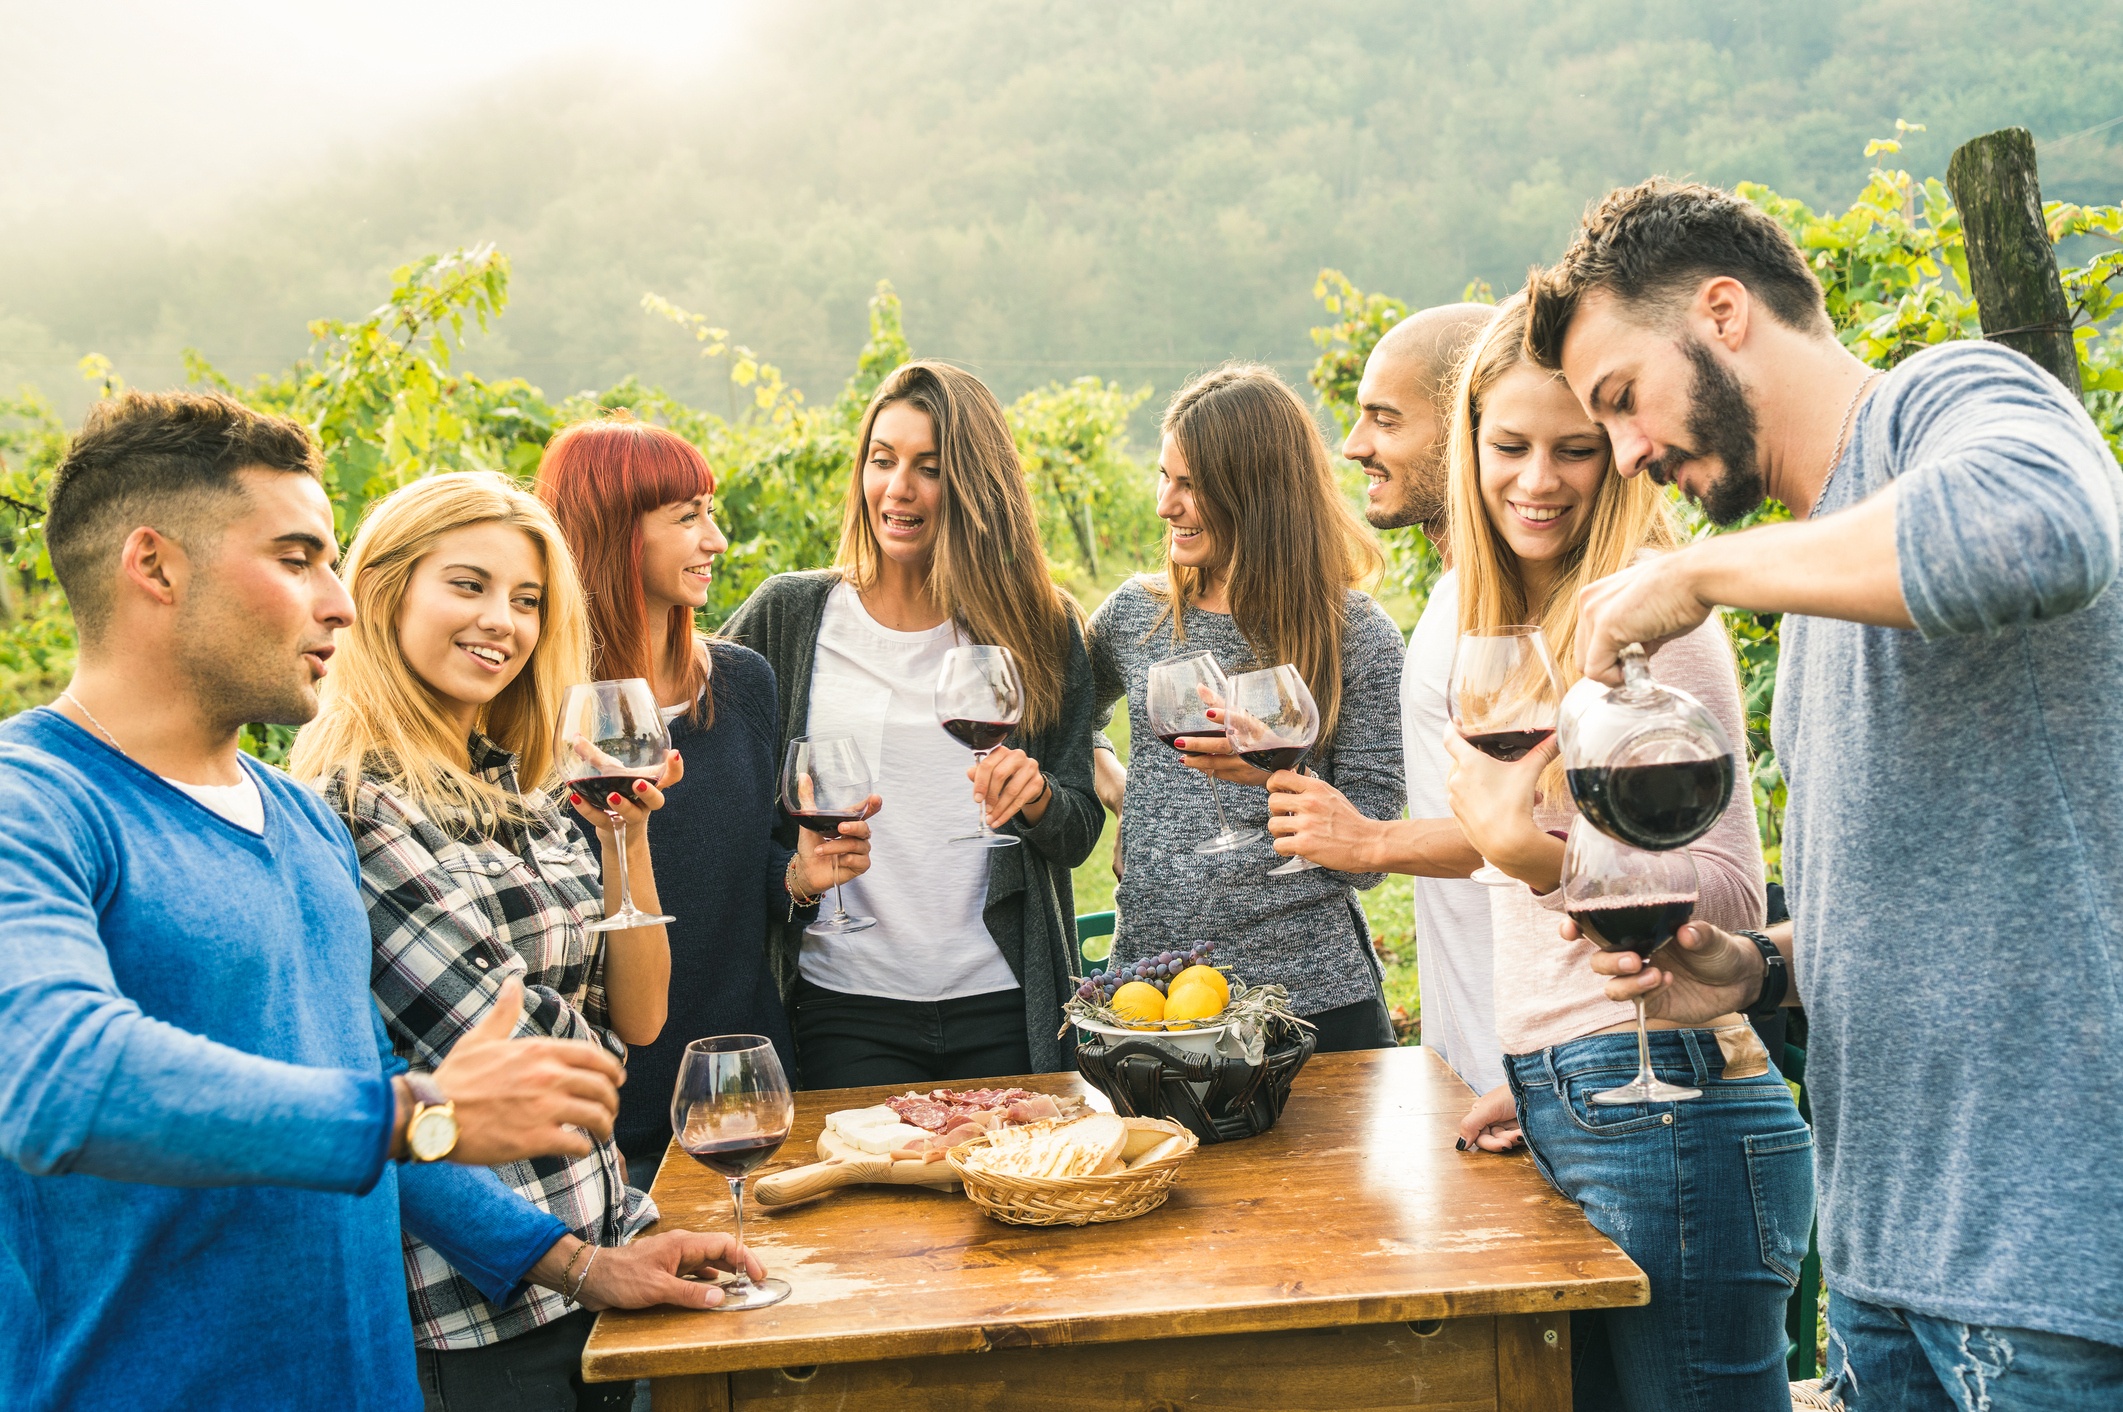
[1074,940,1218,1005]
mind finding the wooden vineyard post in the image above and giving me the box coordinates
[1945,127,2082,395]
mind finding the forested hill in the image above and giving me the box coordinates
[5,0,2120,417]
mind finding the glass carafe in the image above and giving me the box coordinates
[1562,643,1737,852]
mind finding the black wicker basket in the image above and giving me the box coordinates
[1073,1022,1315,1144]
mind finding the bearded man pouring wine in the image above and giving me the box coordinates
[1529,180,2123,1407]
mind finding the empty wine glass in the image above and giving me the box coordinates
[672,1035,795,1309]
[1561,819,1702,1105]
[780,734,876,935]
[1224,664,1320,875]
[1447,626,1563,886]
[557,679,676,932]
[1147,650,1262,855]
[936,644,1025,849]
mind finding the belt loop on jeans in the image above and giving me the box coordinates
[1540,1044,1563,1097]
[1677,1027,1711,1085]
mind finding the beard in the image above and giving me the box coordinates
[1644,337,1766,526]
[1361,451,1447,534]
[172,580,325,732]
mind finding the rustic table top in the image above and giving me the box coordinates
[583,1045,1646,1381]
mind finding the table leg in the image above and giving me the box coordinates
[1496,1312,1571,1412]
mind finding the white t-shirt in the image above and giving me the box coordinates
[799,583,1015,1001]
[1401,571,1505,1095]
[164,770,266,835]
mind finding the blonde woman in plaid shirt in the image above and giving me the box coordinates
[293,473,760,1412]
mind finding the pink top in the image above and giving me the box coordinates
[1489,615,1767,1056]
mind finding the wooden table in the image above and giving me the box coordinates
[584,1046,1645,1410]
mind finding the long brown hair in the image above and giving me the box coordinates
[835,360,1077,733]
[290,472,590,831]
[1154,363,1384,745]
[535,415,717,728]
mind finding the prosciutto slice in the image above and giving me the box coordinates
[883,1088,1071,1161]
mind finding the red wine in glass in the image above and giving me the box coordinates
[1240,744,1307,773]
[940,718,1014,751]
[786,809,866,839]
[569,772,658,805]
[1157,726,1226,750]
[1223,665,1322,875]
[1566,758,1734,851]
[684,1129,791,1181]
[1566,894,1697,956]
[558,679,676,933]
[1464,728,1557,762]
[1146,652,1261,855]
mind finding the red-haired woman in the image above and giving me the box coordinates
[537,416,874,1181]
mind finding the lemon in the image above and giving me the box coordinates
[1109,981,1165,1025]
[1162,980,1225,1026]
[1170,964,1229,1008]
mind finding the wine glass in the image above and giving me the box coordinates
[1446,626,1563,886]
[1561,819,1702,1105]
[672,1035,795,1310]
[1224,664,1320,876]
[1147,651,1262,854]
[936,644,1025,849]
[780,734,876,935]
[556,679,676,932]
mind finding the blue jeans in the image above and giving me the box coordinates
[1823,1291,2123,1411]
[1506,1027,1814,1412]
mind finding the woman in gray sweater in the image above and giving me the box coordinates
[1088,364,1406,1050]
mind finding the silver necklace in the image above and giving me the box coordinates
[1817,369,1882,506]
[57,690,125,755]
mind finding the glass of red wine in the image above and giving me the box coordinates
[1224,664,1320,875]
[1446,626,1563,886]
[780,734,876,935]
[936,643,1026,849]
[1564,642,1737,851]
[557,678,677,933]
[1562,819,1703,1105]
[672,1035,795,1310]
[1147,650,1262,855]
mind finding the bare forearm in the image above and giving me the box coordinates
[1365,817,1487,878]
[599,833,670,1044]
[1682,483,1913,628]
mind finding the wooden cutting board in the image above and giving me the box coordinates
[753,1128,961,1212]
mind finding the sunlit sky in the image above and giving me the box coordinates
[0,1,747,224]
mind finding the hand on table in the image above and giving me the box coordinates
[969,747,1052,829]
[1570,917,1763,1024]
[534,1230,766,1311]
[1456,1084,1523,1153]
[418,977,626,1163]
[567,750,683,836]
[794,795,881,896]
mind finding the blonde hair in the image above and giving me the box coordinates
[835,360,1078,734]
[1154,363,1384,745]
[291,472,591,832]
[1447,293,1681,666]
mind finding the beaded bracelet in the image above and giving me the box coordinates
[556,1239,592,1298]
[785,853,822,916]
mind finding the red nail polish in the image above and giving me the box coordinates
[569,793,582,804]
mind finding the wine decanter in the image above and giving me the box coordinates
[1562,642,1737,852]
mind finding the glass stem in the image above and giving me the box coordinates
[1207,774,1236,835]
[1632,996,1656,1089]
[972,748,994,836]
[830,847,847,923]
[727,1176,752,1291]
[609,813,633,916]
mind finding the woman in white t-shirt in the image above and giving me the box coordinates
[722,361,1101,1089]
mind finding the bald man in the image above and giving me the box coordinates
[1267,303,1517,1106]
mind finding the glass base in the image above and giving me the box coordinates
[808,912,876,935]
[1590,1075,1702,1105]
[711,1275,791,1311]
[1267,855,1319,875]
[584,906,676,933]
[1195,826,1264,855]
[949,830,1022,847]
[1469,860,1519,887]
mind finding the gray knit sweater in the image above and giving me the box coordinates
[1086,577,1406,1015]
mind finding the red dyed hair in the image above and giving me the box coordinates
[535,416,717,726]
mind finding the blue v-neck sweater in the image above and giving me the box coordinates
[0,710,562,1411]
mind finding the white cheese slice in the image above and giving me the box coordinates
[824,1105,900,1139]
[840,1121,936,1155]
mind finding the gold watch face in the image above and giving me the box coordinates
[409,1106,459,1162]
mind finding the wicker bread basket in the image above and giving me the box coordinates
[946,1116,1197,1226]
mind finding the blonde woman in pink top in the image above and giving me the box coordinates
[1437,294,1811,1412]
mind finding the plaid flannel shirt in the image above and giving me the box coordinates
[325,736,656,1350]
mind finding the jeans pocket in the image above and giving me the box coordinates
[1744,1125,1815,1286]
[1560,1071,1678,1137]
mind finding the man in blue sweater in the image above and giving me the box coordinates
[0,391,755,1410]
[1528,181,2123,1409]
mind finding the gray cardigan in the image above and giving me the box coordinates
[720,570,1103,1074]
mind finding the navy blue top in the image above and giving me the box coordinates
[616,642,807,1160]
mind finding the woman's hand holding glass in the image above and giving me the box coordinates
[968,746,1050,831]
[1171,714,1274,787]
[791,797,880,898]
[1441,725,1564,892]
[566,748,683,836]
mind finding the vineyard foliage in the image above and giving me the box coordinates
[3,147,2120,840]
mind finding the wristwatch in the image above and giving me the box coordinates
[1737,930,1789,1017]
[403,1071,460,1163]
